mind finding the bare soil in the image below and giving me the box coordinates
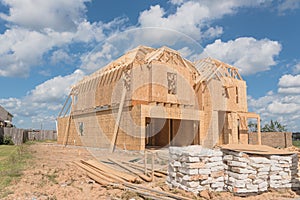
[2,142,300,200]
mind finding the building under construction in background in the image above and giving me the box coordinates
[57,46,261,151]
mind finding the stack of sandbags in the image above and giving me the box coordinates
[269,154,299,189]
[222,150,269,194]
[167,145,225,194]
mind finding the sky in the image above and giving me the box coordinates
[0,0,300,131]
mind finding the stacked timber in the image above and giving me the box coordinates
[167,145,225,193]
[74,159,191,200]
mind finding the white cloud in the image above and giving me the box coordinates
[278,74,300,88]
[50,49,73,65]
[27,69,85,103]
[0,0,90,32]
[278,0,300,14]
[169,0,185,5]
[0,20,107,77]
[278,74,300,94]
[278,87,300,94]
[267,101,300,114]
[201,37,281,75]
[138,3,208,40]
[0,70,85,129]
[80,42,118,73]
[249,72,300,131]
[138,1,267,41]
[202,26,223,39]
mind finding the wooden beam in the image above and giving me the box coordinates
[108,158,152,182]
[109,84,127,153]
[62,115,71,146]
[257,116,261,145]
[82,160,138,183]
[58,93,71,118]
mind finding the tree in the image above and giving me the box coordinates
[248,121,258,132]
[261,120,287,132]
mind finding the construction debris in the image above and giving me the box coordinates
[74,159,193,200]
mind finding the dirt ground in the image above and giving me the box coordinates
[2,142,300,200]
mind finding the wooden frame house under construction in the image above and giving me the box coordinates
[57,46,261,151]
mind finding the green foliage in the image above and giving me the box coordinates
[293,140,300,148]
[3,135,14,145]
[261,120,287,132]
[248,121,258,132]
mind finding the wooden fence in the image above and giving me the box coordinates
[0,127,57,145]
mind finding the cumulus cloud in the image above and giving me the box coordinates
[278,0,300,14]
[0,0,90,32]
[139,0,267,41]
[249,72,300,131]
[278,74,300,88]
[200,37,282,75]
[27,69,85,103]
[267,101,300,114]
[0,70,85,129]
[278,74,300,94]
[0,19,106,77]
[50,49,73,65]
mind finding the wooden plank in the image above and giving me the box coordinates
[74,161,113,185]
[123,182,193,200]
[80,161,126,183]
[82,160,138,183]
[121,161,166,178]
[109,84,127,153]
[58,93,71,118]
[62,115,71,146]
[109,158,152,182]
[119,185,175,200]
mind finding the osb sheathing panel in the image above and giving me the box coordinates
[207,78,247,112]
[60,106,142,150]
[196,82,212,146]
[239,130,248,145]
[131,63,151,103]
[150,61,195,105]
[57,116,82,146]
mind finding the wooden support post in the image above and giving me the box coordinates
[151,152,155,182]
[257,116,261,145]
[144,151,147,175]
[62,115,71,146]
[109,86,127,153]
[63,102,72,117]
[58,94,71,118]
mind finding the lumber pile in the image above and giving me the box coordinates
[74,159,190,200]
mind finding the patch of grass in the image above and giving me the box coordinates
[46,173,58,184]
[292,140,300,148]
[0,144,32,198]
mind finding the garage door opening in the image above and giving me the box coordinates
[145,117,199,148]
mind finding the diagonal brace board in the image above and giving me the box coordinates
[109,83,127,153]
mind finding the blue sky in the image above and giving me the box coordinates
[0,0,300,131]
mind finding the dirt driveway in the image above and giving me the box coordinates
[3,142,300,200]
